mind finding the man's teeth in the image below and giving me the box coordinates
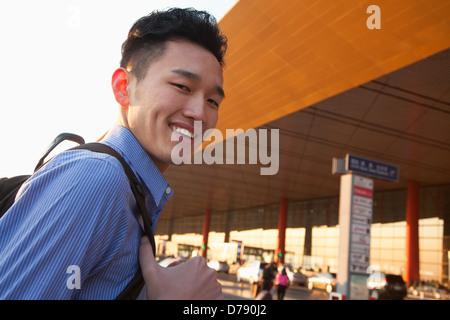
[172,126,194,139]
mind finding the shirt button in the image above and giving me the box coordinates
[165,187,171,194]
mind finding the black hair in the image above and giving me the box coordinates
[120,7,228,81]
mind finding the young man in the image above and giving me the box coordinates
[0,8,226,299]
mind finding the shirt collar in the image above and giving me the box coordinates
[101,125,173,208]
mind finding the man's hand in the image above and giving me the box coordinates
[139,237,224,300]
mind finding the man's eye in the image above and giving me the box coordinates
[172,83,190,92]
[207,99,219,107]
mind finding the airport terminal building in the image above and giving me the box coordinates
[154,0,450,285]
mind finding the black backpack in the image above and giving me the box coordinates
[0,133,156,299]
[0,133,85,217]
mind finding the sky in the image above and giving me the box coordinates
[0,0,238,177]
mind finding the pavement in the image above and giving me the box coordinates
[217,273,329,300]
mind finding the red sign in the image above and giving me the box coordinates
[353,186,373,198]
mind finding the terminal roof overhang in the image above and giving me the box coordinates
[159,0,450,222]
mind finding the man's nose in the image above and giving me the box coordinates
[182,96,207,123]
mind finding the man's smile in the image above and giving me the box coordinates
[170,125,194,139]
[169,122,196,143]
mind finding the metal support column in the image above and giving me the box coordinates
[405,181,420,284]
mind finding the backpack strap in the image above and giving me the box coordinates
[70,143,156,300]
[35,133,85,172]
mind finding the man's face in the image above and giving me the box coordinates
[123,40,224,172]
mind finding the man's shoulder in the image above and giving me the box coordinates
[31,147,130,193]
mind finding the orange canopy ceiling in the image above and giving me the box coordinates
[217,0,450,134]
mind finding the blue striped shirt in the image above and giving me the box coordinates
[0,125,173,299]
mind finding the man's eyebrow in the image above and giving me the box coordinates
[171,68,201,81]
[171,68,225,99]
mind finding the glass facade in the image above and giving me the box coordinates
[155,184,450,284]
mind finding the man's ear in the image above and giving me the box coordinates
[111,68,130,106]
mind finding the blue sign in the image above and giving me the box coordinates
[346,154,399,182]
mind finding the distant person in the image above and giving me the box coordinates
[0,7,227,300]
[261,263,276,291]
[275,267,289,300]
